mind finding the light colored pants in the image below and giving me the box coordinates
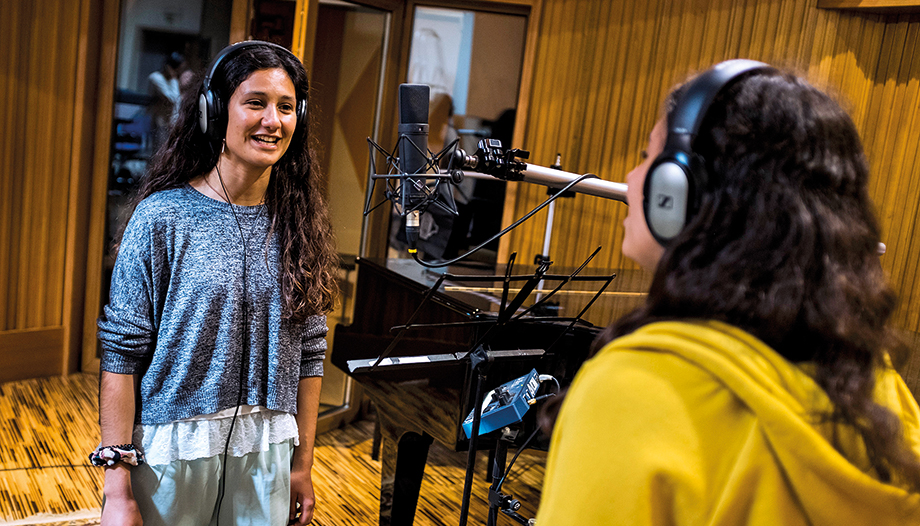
[126,440,294,526]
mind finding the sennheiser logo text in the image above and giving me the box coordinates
[657,195,673,209]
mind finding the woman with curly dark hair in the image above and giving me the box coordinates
[537,61,920,525]
[94,41,337,525]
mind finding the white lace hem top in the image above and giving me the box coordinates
[133,405,299,466]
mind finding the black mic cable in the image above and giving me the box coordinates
[411,172,600,269]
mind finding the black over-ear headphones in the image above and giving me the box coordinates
[643,59,775,245]
[198,40,309,142]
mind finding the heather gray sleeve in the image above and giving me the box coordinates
[300,314,328,377]
[97,206,160,374]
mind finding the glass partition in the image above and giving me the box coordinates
[386,6,527,264]
[101,0,234,346]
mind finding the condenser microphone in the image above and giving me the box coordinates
[398,84,430,253]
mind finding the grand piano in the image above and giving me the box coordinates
[331,257,650,525]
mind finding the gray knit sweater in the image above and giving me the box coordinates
[98,185,327,425]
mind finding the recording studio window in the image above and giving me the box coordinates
[101,0,234,359]
[388,6,526,264]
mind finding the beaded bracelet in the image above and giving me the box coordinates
[89,444,146,467]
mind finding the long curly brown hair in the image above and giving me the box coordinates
[544,69,920,492]
[127,43,337,320]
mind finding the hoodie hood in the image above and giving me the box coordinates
[615,321,920,525]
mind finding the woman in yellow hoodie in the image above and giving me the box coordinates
[536,60,920,525]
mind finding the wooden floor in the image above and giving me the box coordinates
[0,373,544,525]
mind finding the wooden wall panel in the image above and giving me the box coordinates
[0,0,105,379]
[0,0,81,332]
[0,328,65,382]
[500,0,920,334]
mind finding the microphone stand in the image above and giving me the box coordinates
[486,427,530,526]
[535,153,573,303]
[459,345,493,526]
[536,195,554,304]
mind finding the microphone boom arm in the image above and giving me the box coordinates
[449,139,627,204]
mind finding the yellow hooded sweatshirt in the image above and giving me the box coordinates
[536,320,920,525]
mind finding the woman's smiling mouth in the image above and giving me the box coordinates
[253,135,281,145]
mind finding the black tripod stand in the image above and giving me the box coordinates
[486,426,533,525]
[459,347,542,526]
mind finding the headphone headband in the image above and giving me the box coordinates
[201,40,294,96]
[198,40,307,141]
[644,59,776,245]
[668,59,774,140]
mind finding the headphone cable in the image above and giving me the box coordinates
[212,159,252,526]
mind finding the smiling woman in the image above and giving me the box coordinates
[208,67,299,193]
[94,41,337,526]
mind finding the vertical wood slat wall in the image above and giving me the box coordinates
[0,0,100,380]
[501,0,920,334]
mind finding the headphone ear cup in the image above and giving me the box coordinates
[198,89,224,141]
[643,155,692,244]
[197,91,210,137]
[641,60,773,247]
[296,98,307,131]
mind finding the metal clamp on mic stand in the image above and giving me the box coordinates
[450,138,530,182]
